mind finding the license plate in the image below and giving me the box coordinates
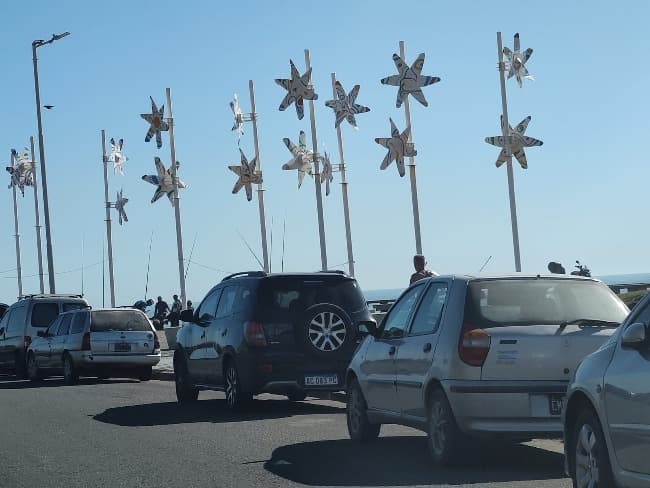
[114,343,131,352]
[304,374,338,387]
[549,395,564,416]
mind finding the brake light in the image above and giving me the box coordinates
[459,323,491,367]
[153,333,160,352]
[82,332,91,351]
[244,321,267,347]
[24,336,31,348]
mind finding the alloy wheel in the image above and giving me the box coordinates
[225,366,238,408]
[575,424,600,487]
[430,399,450,457]
[347,386,363,434]
[27,355,38,380]
[308,312,346,352]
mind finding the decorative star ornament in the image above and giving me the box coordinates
[275,60,318,120]
[228,148,262,202]
[6,148,34,196]
[140,96,169,149]
[503,33,534,88]
[142,157,188,205]
[320,151,333,196]
[114,189,129,225]
[485,116,543,169]
[381,53,440,108]
[108,138,128,175]
[230,94,245,143]
[282,130,313,188]
[375,118,417,177]
[324,80,370,129]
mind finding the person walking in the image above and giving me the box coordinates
[169,294,182,328]
[409,254,439,285]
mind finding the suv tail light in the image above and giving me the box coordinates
[153,333,160,352]
[459,323,491,367]
[23,336,31,349]
[243,321,267,347]
[81,332,91,351]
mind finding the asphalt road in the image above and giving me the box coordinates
[0,376,571,488]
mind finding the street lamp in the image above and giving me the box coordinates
[32,31,69,294]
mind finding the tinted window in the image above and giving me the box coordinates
[0,310,12,334]
[46,317,62,336]
[31,303,59,328]
[382,284,426,338]
[216,286,238,318]
[57,315,72,336]
[90,310,152,332]
[7,305,26,333]
[63,302,87,312]
[466,279,629,328]
[70,312,88,334]
[197,289,221,322]
[410,284,448,335]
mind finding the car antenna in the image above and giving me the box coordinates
[478,255,492,273]
[269,216,274,273]
[184,232,198,281]
[236,228,264,270]
[281,214,287,273]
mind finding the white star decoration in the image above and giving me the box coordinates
[228,148,262,202]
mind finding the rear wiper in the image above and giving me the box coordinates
[559,319,620,329]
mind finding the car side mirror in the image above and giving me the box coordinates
[180,310,195,323]
[37,330,45,338]
[621,322,647,348]
[358,320,380,338]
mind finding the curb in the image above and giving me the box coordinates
[152,369,175,381]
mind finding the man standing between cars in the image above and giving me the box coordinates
[169,294,182,328]
[154,296,170,326]
[410,254,438,285]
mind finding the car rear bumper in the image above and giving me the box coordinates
[443,380,569,436]
[75,352,161,368]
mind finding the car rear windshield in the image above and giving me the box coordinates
[258,276,367,319]
[90,310,152,332]
[31,303,59,328]
[465,279,629,328]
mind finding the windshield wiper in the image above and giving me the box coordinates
[559,318,620,329]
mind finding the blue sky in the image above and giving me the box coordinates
[1,0,648,307]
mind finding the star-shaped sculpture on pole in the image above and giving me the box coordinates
[485,116,543,169]
[228,148,262,202]
[230,94,245,143]
[282,130,313,188]
[381,53,440,108]
[114,189,129,225]
[503,33,534,88]
[375,118,417,177]
[108,138,128,175]
[6,148,34,196]
[324,81,370,129]
[142,157,187,204]
[320,151,333,196]
[140,96,169,149]
[275,60,318,120]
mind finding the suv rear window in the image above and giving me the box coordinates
[31,303,60,328]
[466,279,629,327]
[90,310,152,332]
[258,277,367,319]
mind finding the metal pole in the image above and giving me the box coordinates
[496,32,522,272]
[399,41,423,256]
[248,80,269,273]
[304,49,328,271]
[166,87,187,308]
[29,136,45,293]
[101,130,116,307]
[10,152,23,298]
[330,73,355,277]
[32,43,56,293]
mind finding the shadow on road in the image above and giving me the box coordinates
[264,436,566,486]
[94,398,345,427]
[0,375,138,389]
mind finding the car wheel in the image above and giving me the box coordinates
[427,388,464,466]
[347,378,380,442]
[298,303,354,359]
[224,361,251,412]
[27,353,42,382]
[137,366,152,381]
[14,352,28,379]
[62,354,78,385]
[174,357,198,404]
[287,391,307,402]
[571,409,614,488]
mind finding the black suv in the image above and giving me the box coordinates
[175,271,372,410]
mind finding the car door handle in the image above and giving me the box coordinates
[200,332,205,339]
[221,329,227,337]
[388,346,396,355]
[423,343,432,353]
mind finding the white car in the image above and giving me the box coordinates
[26,307,161,384]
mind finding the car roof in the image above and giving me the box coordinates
[435,274,598,283]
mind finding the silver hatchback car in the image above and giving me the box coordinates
[26,308,161,384]
[346,275,628,465]
[564,293,650,487]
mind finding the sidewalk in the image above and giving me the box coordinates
[152,331,175,381]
